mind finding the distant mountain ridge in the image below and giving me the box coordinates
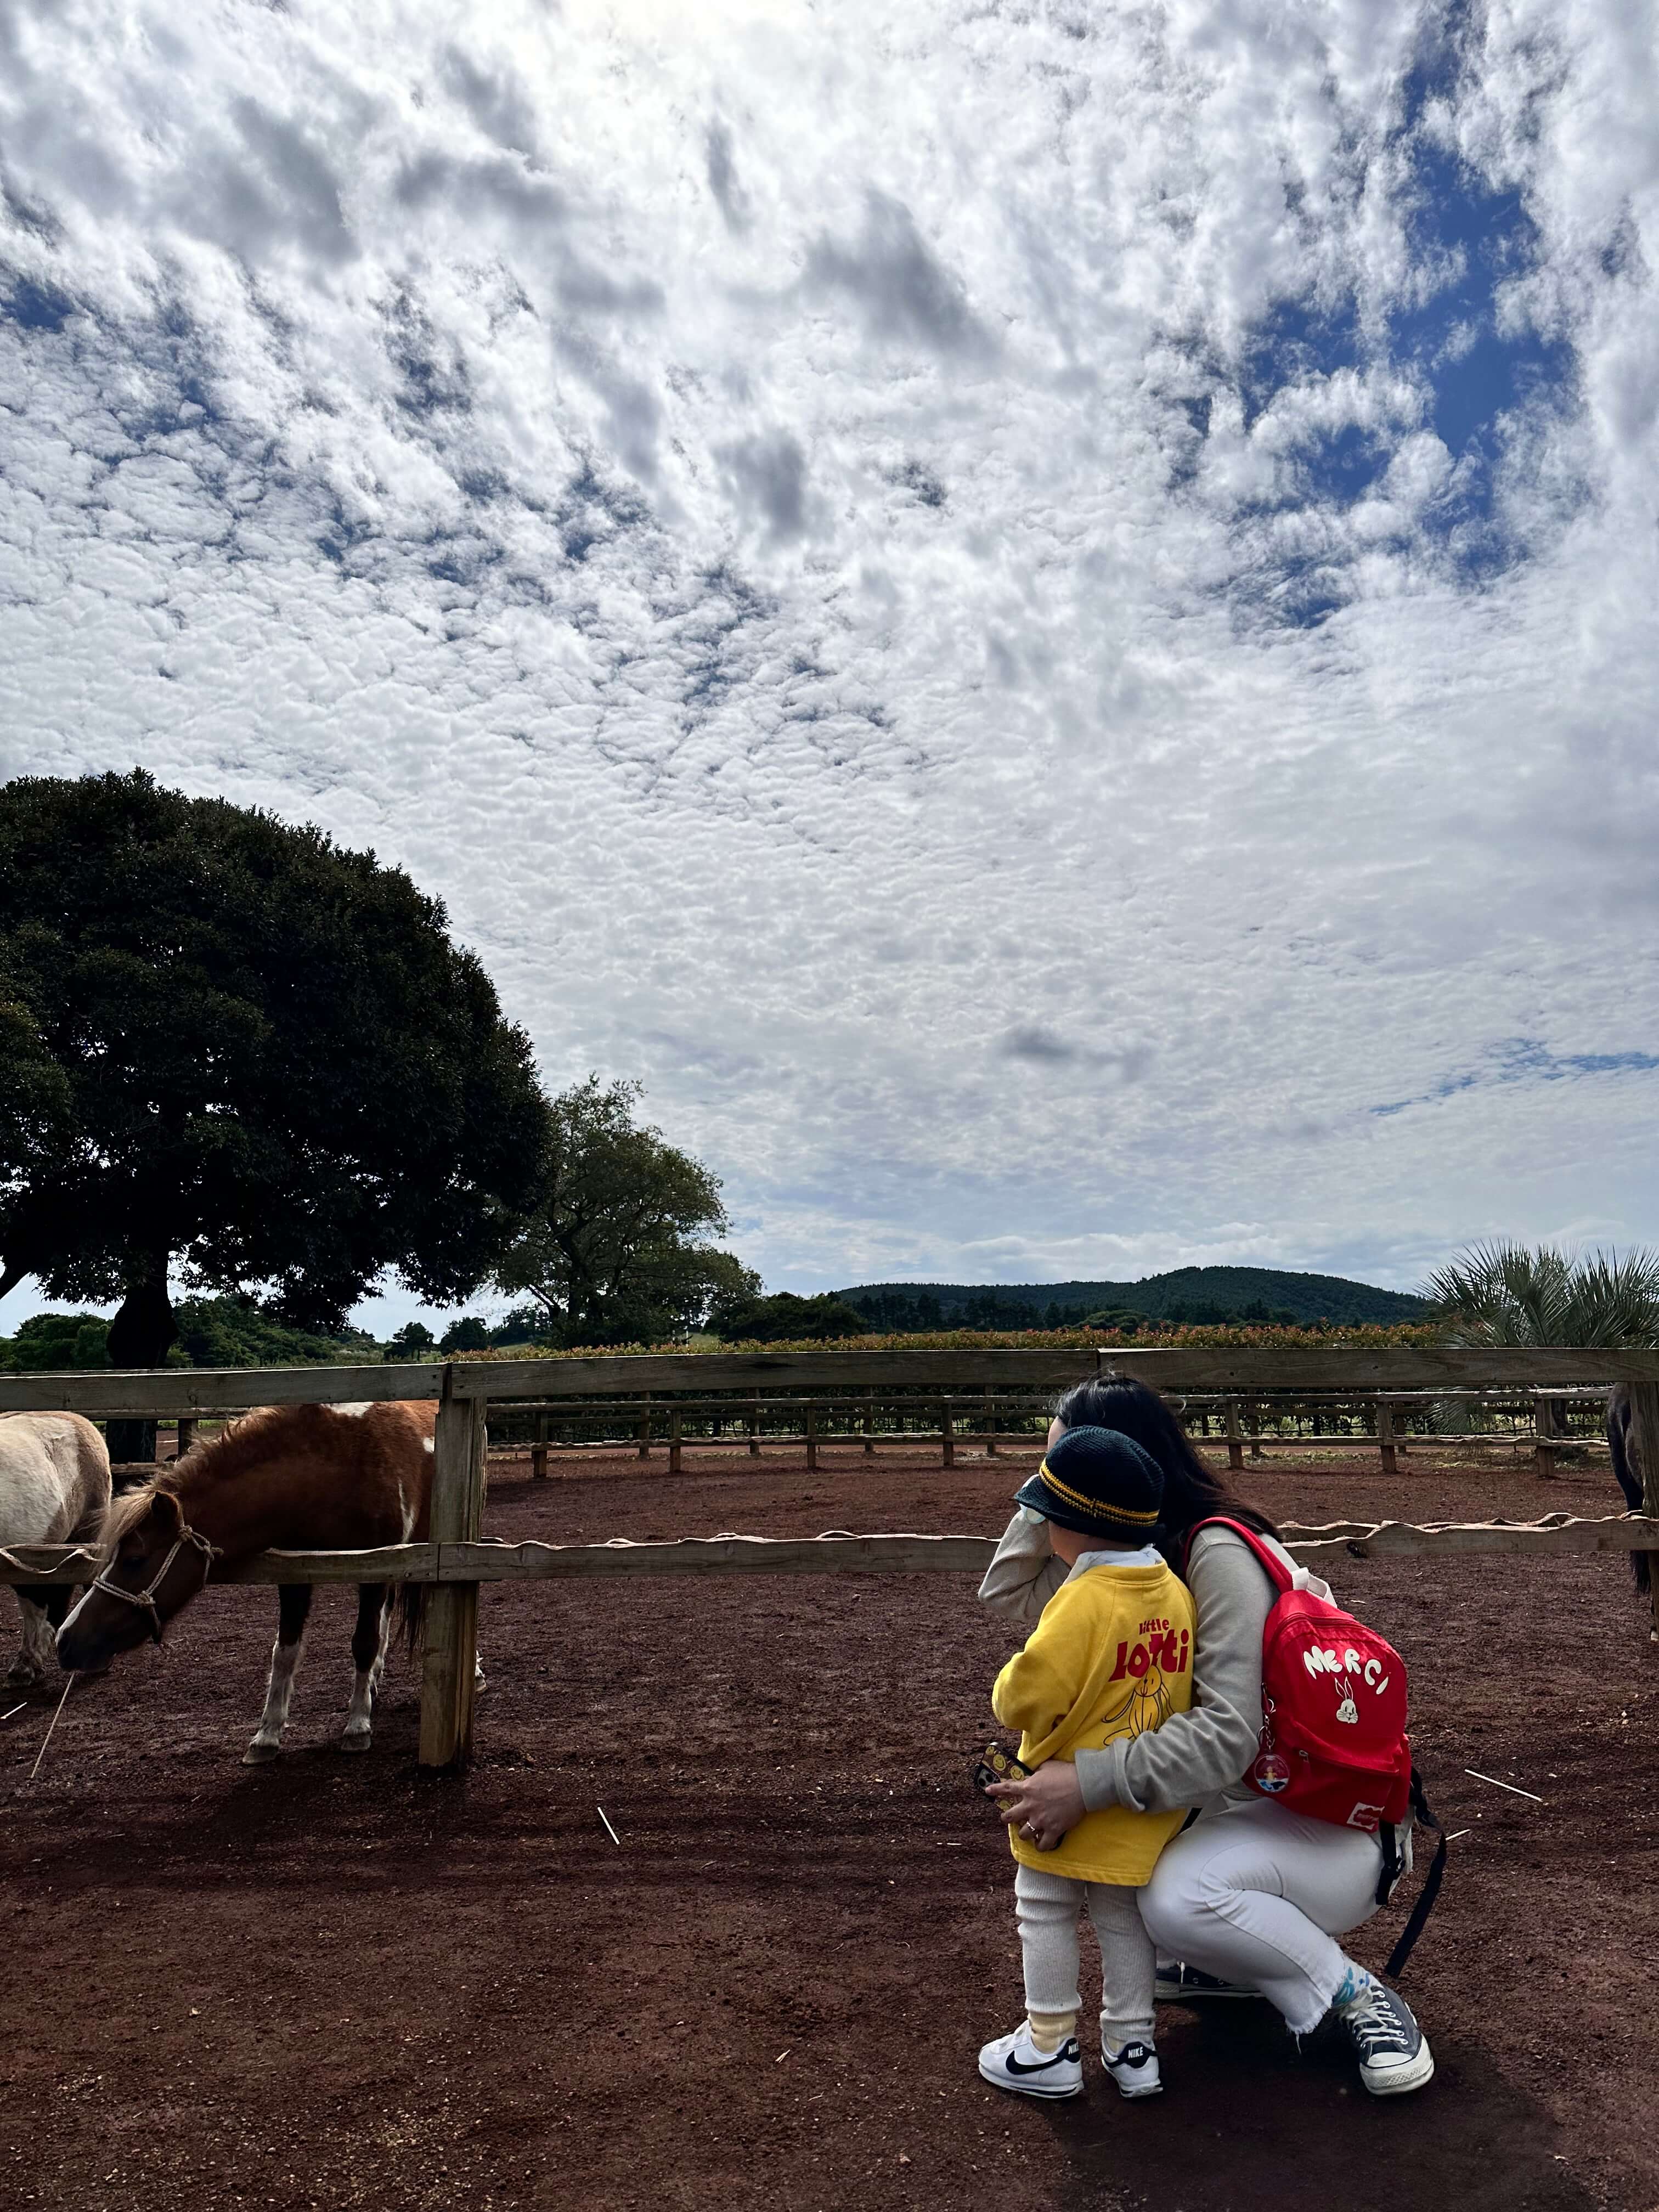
[837,1266,1426,1328]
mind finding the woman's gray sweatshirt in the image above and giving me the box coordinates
[978,1509,1317,1816]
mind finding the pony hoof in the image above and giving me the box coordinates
[339,1730,372,1754]
[4,1666,40,1691]
[242,1739,282,1765]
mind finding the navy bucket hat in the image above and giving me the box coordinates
[1014,1423,1165,1542]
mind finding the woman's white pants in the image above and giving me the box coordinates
[1138,1799,1383,2035]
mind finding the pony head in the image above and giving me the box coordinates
[57,1485,215,1670]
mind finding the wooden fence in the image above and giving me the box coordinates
[4,1345,1659,1769]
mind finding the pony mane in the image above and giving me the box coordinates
[98,1475,177,1551]
[95,1405,288,1552]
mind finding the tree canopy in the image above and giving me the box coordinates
[0,770,551,1369]
[710,1289,870,1342]
[494,1076,758,1346]
[1422,1242,1659,1346]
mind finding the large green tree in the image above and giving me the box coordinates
[0,771,551,1447]
[495,1076,757,1345]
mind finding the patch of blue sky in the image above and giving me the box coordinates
[1373,1042,1659,1117]
[1213,25,1582,621]
[1,275,73,330]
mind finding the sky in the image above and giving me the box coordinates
[3,0,1658,1334]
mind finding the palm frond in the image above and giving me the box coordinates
[1421,1241,1659,1348]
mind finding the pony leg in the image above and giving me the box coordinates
[245,1584,313,1765]
[6,1587,58,1689]
[341,1584,390,1753]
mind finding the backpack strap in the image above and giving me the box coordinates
[1383,1768,1448,1980]
[1184,1514,1295,1593]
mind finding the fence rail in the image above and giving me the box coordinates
[10,1342,1659,1421]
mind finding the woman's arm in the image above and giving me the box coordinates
[1072,1530,1271,1814]
[978,1507,1068,1624]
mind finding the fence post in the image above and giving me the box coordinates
[637,1397,651,1460]
[863,1391,874,1456]
[806,1403,818,1473]
[941,1401,954,1469]
[1224,1398,1244,1472]
[176,1418,196,1461]
[670,1409,682,1475]
[419,1369,486,1771]
[984,1393,997,1455]
[749,1391,761,1457]
[1377,1397,1397,1479]
[532,1413,549,1482]
[1533,1393,1558,1480]
[1626,1383,1659,1643]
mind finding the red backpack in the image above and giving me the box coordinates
[1189,1517,1446,1975]
[1190,1517,1412,1826]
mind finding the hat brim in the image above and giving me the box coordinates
[1014,1469,1163,1542]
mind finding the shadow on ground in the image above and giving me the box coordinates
[1045,2002,1592,2212]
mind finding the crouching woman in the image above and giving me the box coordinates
[983,1375,1434,2098]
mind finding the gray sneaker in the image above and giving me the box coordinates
[1155,1962,1258,2003]
[1338,1981,1435,2096]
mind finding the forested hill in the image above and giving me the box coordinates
[838,1267,1426,1331]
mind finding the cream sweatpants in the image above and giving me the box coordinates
[1138,1798,1384,2035]
[1014,1863,1156,2048]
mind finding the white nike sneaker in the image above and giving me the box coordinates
[1337,1980,1435,2096]
[1102,2037,1163,2098]
[977,2022,1083,2100]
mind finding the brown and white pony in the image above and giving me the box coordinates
[2,1412,111,1688]
[57,1400,456,1762]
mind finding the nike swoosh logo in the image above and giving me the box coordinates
[1006,2051,1070,2074]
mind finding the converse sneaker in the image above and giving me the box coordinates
[1155,1962,1257,2003]
[1102,2038,1163,2098]
[977,2023,1083,2100]
[1338,1980,1435,2096]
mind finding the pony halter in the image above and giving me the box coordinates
[91,1522,222,1641]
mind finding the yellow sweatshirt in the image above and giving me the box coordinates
[992,1554,1197,1886]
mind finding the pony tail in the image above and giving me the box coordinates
[396,1582,429,1658]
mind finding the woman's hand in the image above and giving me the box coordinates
[985,1760,1086,1851]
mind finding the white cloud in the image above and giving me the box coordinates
[1,0,1657,1313]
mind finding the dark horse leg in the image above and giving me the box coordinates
[6,1582,71,1688]
[1607,1387,1651,1597]
[340,1583,391,1753]
[244,1583,314,1765]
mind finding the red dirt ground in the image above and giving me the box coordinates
[3,1439,1656,2212]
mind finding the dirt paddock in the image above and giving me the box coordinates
[3,1441,1656,2212]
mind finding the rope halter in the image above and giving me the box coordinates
[90,1521,222,1642]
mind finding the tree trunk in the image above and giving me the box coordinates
[104,1261,177,1471]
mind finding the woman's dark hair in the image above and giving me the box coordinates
[1053,1374,1278,1567]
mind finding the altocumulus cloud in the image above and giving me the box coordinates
[2,0,1658,1308]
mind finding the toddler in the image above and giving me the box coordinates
[978,1424,1195,2101]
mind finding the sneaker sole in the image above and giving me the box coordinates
[1361,2038,1436,2097]
[1109,2079,1164,2099]
[977,2060,1082,2100]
